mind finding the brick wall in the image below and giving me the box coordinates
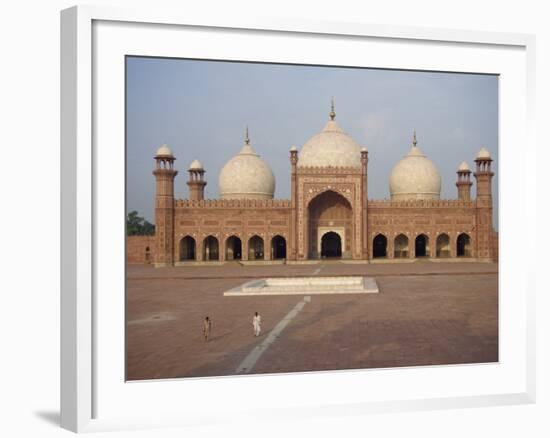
[492,231,499,262]
[173,202,292,262]
[127,235,156,264]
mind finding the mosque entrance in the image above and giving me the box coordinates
[307,190,352,259]
[321,232,342,258]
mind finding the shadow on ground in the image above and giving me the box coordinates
[34,410,60,427]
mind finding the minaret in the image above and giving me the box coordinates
[187,159,206,200]
[289,144,298,261]
[474,147,494,202]
[473,147,495,260]
[153,144,178,267]
[360,146,369,260]
[456,161,473,200]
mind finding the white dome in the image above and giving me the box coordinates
[458,161,470,172]
[476,147,491,159]
[298,116,362,168]
[189,159,203,170]
[218,134,275,200]
[389,137,441,201]
[155,144,173,157]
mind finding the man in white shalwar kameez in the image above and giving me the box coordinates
[252,312,262,337]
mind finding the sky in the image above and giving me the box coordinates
[126,57,498,228]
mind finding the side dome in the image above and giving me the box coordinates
[298,102,362,168]
[218,129,275,200]
[389,133,441,201]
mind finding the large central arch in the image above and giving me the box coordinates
[307,190,353,259]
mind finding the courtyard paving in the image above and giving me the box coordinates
[126,261,498,380]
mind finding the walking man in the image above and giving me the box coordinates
[252,312,262,337]
[203,316,212,342]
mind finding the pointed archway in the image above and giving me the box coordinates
[457,233,472,257]
[202,235,219,261]
[179,236,196,261]
[307,190,352,259]
[271,235,287,259]
[373,234,388,258]
[415,234,429,258]
[394,234,409,258]
[436,234,451,258]
[225,236,242,260]
[248,235,264,260]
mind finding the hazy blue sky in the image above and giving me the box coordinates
[126,57,498,227]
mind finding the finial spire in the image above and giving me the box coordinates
[245,126,250,145]
[412,130,417,147]
[330,97,336,121]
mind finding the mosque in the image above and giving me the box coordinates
[130,102,497,266]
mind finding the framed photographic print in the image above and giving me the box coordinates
[61,5,536,433]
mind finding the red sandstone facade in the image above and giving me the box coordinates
[127,235,155,264]
[133,146,497,267]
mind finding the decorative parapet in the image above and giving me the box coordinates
[368,199,476,208]
[175,198,475,209]
[175,198,292,208]
[296,165,363,175]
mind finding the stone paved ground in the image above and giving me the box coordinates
[126,262,498,380]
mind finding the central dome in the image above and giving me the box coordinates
[389,133,441,201]
[219,129,275,200]
[298,103,362,168]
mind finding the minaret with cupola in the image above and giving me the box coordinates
[153,144,178,267]
[187,159,206,200]
[473,147,495,260]
[456,161,473,200]
[289,144,299,262]
[359,100,369,259]
[360,146,369,259]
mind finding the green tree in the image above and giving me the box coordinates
[126,211,155,236]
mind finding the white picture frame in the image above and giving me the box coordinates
[60,5,536,433]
